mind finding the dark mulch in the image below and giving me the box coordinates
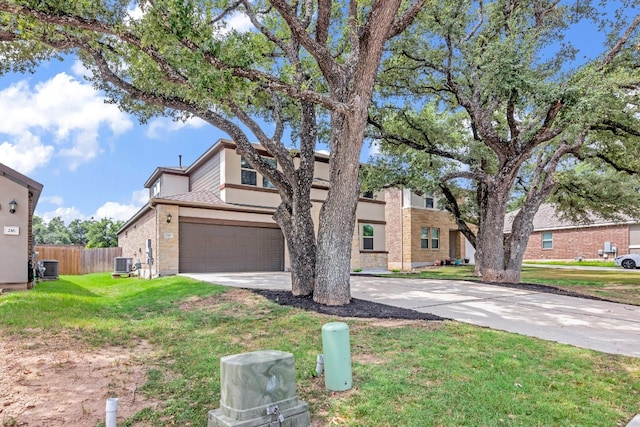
[250,289,446,320]
[249,279,615,321]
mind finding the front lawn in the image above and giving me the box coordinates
[1,273,639,426]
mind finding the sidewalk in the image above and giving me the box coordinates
[182,272,640,358]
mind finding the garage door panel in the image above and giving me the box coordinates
[179,223,284,273]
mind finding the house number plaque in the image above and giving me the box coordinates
[4,226,19,235]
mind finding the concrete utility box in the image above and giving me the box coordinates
[321,322,353,391]
[208,350,310,427]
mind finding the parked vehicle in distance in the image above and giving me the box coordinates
[614,253,640,269]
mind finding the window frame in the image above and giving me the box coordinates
[431,227,440,249]
[362,224,374,251]
[240,157,257,186]
[425,195,434,209]
[420,227,429,249]
[151,179,161,197]
[542,231,553,249]
[362,190,374,199]
[262,157,277,188]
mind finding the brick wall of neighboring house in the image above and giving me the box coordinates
[118,208,157,278]
[402,208,462,269]
[156,204,180,276]
[523,224,629,260]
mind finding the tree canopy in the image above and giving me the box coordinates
[1,0,424,305]
[364,0,640,282]
[33,215,123,248]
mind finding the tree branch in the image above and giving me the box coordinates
[388,0,426,39]
[599,13,640,70]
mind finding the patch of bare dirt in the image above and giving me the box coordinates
[0,332,161,427]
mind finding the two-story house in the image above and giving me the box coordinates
[117,139,471,277]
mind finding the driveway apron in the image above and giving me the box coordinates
[182,272,640,358]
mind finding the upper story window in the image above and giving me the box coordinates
[362,224,374,250]
[241,156,277,187]
[262,157,277,188]
[425,195,434,209]
[151,179,161,197]
[542,232,553,249]
[241,157,257,186]
[362,190,374,199]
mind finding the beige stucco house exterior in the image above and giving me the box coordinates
[117,139,469,277]
[0,163,43,289]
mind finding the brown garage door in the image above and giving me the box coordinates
[179,223,284,272]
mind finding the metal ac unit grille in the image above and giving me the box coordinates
[114,257,132,274]
[41,260,59,280]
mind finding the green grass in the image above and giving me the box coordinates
[389,265,640,305]
[1,273,639,426]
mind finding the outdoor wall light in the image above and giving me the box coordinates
[9,199,17,214]
[166,212,172,223]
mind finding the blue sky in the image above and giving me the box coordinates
[0,2,633,225]
[0,58,230,223]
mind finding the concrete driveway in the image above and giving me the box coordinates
[182,272,640,358]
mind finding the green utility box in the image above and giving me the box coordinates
[321,322,352,391]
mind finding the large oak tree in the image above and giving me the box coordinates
[366,0,640,283]
[0,0,423,304]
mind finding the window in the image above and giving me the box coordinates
[241,157,257,186]
[542,232,553,249]
[151,179,161,197]
[262,157,277,188]
[425,195,434,209]
[362,190,374,199]
[421,227,429,249]
[362,224,374,250]
[431,227,440,249]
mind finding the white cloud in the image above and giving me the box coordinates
[38,206,85,224]
[146,116,207,139]
[93,201,141,221]
[131,189,149,206]
[37,188,147,224]
[127,3,144,21]
[226,12,254,33]
[0,133,54,174]
[367,140,382,158]
[41,195,64,206]
[71,59,92,79]
[93,189,148,221]
[0,72,133,172]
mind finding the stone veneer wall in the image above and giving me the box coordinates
[358,252,389,270]
[402,208,464,270]
[384,188,403,271]
[118,208,157,278]
[155,204,180,276]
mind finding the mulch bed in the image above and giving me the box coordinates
[249,279,614,321]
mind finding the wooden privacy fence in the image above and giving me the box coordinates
[35,245,123,275]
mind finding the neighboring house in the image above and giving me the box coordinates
[0,163,43,290]
[117,139,468,277]
[385,189,474,270]
[504,203,640,261]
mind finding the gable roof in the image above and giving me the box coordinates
[504,203,637,233]
[0,163,44,213]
